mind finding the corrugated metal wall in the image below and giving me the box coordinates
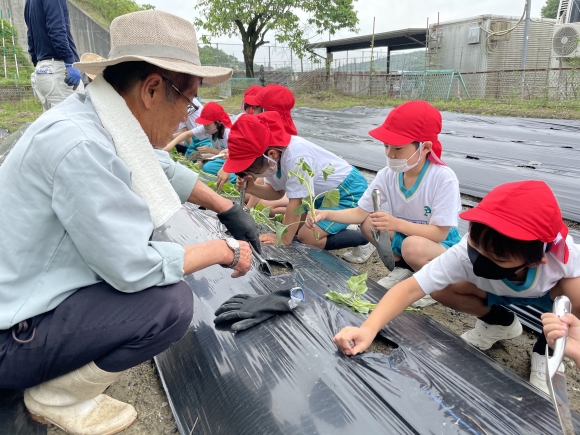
[428,15,555,73]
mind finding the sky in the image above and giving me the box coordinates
[146,0,545,63]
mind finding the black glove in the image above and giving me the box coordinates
[214,288,305,332]
[217,202,261,254]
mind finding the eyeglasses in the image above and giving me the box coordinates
[161,76,200,116]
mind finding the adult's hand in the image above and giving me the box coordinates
[230,240,252,278]
[218,203,261,254]
[64,64,82,90]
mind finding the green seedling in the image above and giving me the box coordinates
[288,158,340,241]
[326,272,422,315]
[249,204,289,246]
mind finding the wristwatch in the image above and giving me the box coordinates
[221,238,240,269]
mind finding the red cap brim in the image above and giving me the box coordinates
[369,126,416,145]
[459,207,539,241]
[223,157,256,174]
[244,95,260,106]
[195,116,213,125]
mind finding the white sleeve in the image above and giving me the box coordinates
[559,238,580,278]
[191,126,207,140]
[284,155,316,199]
[429,173,461,227]
[413,240,470,294]
[357,168,389,213]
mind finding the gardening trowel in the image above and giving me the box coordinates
[371,189,395,272]
[546,295,575,435]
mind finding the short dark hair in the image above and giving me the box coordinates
[103,61,196,103]
[469,222,548,264]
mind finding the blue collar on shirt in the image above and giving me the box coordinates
[398,159,431,199]
[501,267,538,292]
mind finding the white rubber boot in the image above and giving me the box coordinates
[460,316,522,351]
[24,362,137,435]
[342,243,376,264]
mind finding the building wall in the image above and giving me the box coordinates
[0,0,110,61]
[428,15,555,73]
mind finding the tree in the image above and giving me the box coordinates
[198,45,240,68]
[541,0,560,19]
[194,0,359,78]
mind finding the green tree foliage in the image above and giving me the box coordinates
[71,0,154,27]
[194,0,359,77]
[541,0,560,19]
[198,45,240,67]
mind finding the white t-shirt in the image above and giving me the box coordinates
[414,235,580,298]
[264,136,351,198]
[192,126,230,151]
[358,161,461,230]
[178,102,203,131]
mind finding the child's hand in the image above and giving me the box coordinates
[197,146,212,153]
[333,325,376,355]
[260,233,287,245]
[305,210,327,229]
[542,312,580,365]
[370,212,399,232]
[236,175,254,192]
[216,169,230,190]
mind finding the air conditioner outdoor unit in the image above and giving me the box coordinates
[552,23,580,58]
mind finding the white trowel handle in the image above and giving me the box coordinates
[547,296,572,378]
[372,189,381,213]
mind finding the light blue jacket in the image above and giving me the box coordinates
[0,93,198,330]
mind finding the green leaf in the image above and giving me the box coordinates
[207,181,217,190]
[255,204,265,211]
[293,204,307,215]
[347,272,368,295]
[321,164,335,181]
[298,158,314,177]
[273,214,284,222]
[321,189,340,208]
[275,221,289,246]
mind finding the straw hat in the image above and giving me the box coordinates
[74,10,232,85]
[80,53,106,80]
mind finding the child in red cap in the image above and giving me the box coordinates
[255,84,298,135]
[333,180,580,394]
[235,85,263,120]
[306,101,461,300]
[164,102,236,184]
[225,112,368,249]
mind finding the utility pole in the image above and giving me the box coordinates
[521,0,531,69]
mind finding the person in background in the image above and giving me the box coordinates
[233,85,263,122]
[25,0,84,111]
[254,84,297,135]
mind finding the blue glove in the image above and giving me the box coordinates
[64,64,82,90]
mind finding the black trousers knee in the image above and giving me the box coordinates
[0,280,193,390]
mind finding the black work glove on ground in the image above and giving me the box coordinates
[214,288,305,332]
[217,202,261,254]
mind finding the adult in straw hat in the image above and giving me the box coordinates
[0,10,260,435]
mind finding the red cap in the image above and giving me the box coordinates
[195,102,232,129]
[223,114,271,173]
[255,111,291,147]
[243,85,263,106]
[256,84,298,135]
[460,181,569,263]
[369,100,444,165]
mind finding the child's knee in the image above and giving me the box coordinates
[401,236,428,262]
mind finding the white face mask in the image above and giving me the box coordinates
[252,154,278,178]
[204,123,217,135]
[386,143,423,173]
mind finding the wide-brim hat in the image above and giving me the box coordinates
[80,53,106,80]
[74,10,232,85]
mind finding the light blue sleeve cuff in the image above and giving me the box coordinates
[149,241,185,286]
[172,161,199,203]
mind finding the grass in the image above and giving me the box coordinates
[199,85,580,120]
[0,99,42,132]
[69,0,152,28]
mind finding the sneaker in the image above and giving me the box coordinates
[342,243,376,264]
[346,224,359,231]
[460,316,522,351]
[411,295,437,308]
[377,267,414,289]
[529,351,565,395]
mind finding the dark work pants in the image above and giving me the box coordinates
[0,280,193,390]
